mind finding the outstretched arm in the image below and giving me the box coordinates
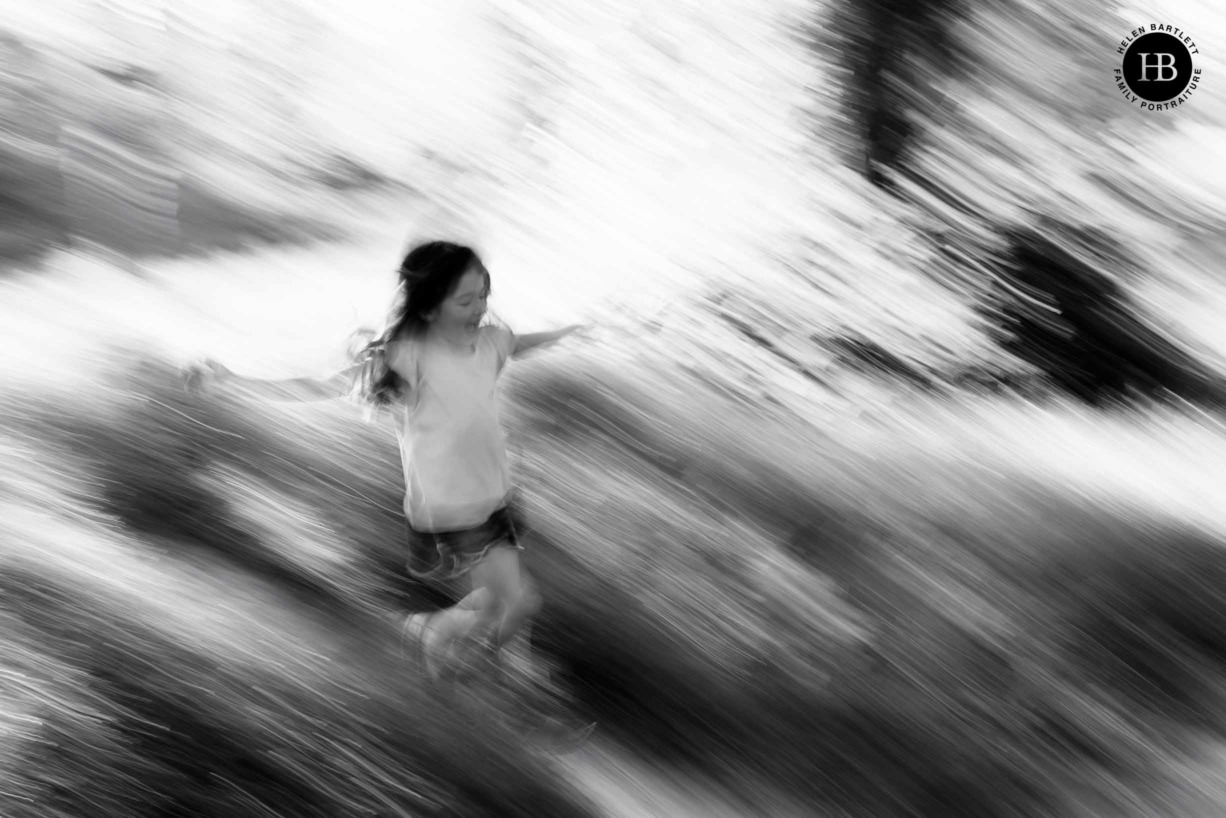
[189,360,359,402]
[512,324,586,358]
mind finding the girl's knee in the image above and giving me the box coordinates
[474,546,539,616]
[495,581,539,621]
[511,568,541,616]
[518,584,542,618]
[495,586,539,618]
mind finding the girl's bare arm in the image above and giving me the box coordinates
[512,324,586,358]
[194,361,359,402]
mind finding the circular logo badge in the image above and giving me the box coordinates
[1114,25,1203,110]
[1123,33,1193,100]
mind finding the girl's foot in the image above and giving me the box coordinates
[402,612,443,682]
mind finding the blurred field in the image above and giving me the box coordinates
[4,0,1226,815]
[6,330,1226,816]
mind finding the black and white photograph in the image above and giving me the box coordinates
[0,0,1224,815]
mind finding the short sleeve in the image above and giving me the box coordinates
[485,326,516,373]
[386,338,419,393]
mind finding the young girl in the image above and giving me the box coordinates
[195,240,582,682]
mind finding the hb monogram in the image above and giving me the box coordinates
[1137,52,1178,81]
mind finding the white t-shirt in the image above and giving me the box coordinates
[389,326,516,531]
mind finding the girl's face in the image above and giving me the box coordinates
[430,265,489,338]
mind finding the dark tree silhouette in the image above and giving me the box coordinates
[984,225,1226,407]
[821,0,964,188]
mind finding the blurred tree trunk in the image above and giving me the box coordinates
[823,0,961,189]
[860,21,910,188]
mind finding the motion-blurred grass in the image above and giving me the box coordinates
[0,357,599,818]
[6,340,1226,816]
[506,350,1226,816]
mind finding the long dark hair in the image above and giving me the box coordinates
[353,241,487,406]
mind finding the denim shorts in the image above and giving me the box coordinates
[405,505,524,583]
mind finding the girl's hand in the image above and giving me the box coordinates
[204,359,233,380]
[564,323,593,340]
[512,324,594,357]
[183,359,232,394]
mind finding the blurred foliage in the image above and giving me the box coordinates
[983,224,1226,406]
[0,357,599,818]
[0,13,395,267]
[771,0,1226,410]
[506,351,1226,816]
[4,346,1220,815]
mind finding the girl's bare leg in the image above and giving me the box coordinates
[424,545,541,676]
[494,570,541,650]
[469,546,542,678]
